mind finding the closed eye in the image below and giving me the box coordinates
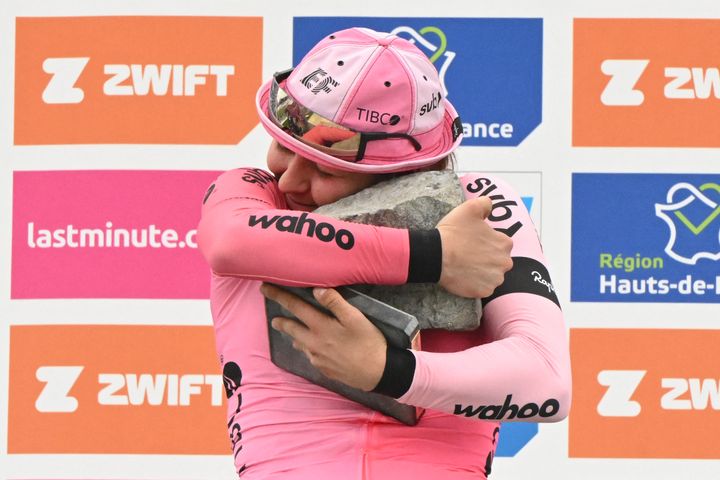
[315,163,340,176]
[276,143,293,154]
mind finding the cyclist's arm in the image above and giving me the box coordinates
[197,168,440,287]
[381,174,571,422]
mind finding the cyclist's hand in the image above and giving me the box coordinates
[436,197,513,298]
[261,284,387,392]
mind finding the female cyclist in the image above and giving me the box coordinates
[198,27,571,480]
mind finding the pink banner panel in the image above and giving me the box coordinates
[12,170,221,299]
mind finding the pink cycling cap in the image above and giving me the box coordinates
[256,27,463,173]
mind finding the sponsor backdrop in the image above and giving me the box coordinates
[1,1,717,479]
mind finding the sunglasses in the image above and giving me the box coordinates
[269,69,422,162]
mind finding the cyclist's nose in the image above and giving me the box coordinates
[277,155,312,194]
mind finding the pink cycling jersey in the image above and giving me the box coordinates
[197,168,571,479]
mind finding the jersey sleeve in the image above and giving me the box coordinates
[395,173,571,422]
[197,167,419,287]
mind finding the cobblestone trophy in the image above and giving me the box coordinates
[266,171,481,425]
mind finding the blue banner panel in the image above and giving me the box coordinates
[572,174,720,303]
[293,18,542,147]
[496,423,538,457]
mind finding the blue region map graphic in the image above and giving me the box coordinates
[293,17,543,147]
[572,173,720,303]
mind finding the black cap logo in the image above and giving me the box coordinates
[300,68,339,95]
[452,117,463,141]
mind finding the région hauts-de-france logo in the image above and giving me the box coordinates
[389,26,456,98]
[655,183,720,265]
[571,174,720,303]
[293,17,543,147]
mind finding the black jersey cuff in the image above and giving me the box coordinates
[481,256,561,308]
[407,229,442,283]
[372,345,416,398]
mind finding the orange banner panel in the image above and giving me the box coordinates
[15,16,262,145]
[570,328,720,458]
[8,325,228,454]
[573,19,720,147]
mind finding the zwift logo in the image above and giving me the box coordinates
[42,58,235,104]
[655,182,720,265]
[34,365,223,411]
[14,16,262,145]
[570,329,720,459]
[573,19,720,148]
[600,60,720,106]
[597,369,720,417]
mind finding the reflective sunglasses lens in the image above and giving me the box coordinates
[269,78,360,155]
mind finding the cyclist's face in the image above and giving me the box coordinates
[267,140,378,211]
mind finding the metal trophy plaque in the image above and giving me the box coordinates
[265,285,422,425]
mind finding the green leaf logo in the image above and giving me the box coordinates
[674,183,720,235]
[419,26,447,64]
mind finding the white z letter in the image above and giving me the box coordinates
[42,57,90,104]
[600,59,649,106]
[35,366,84,412]
[597,369,646,417]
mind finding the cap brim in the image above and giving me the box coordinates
[255,79,462,174]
